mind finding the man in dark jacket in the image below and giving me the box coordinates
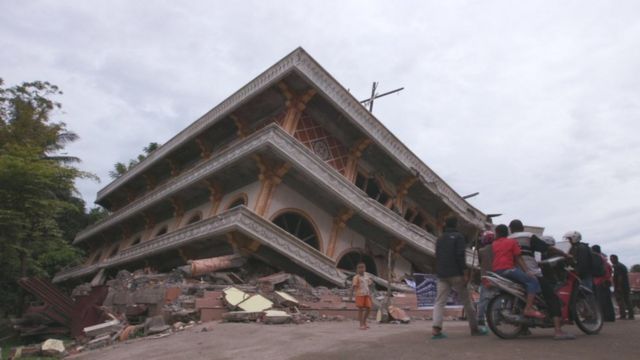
[431,217,486,339]
[610,254,634,320]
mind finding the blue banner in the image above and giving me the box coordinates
[413,273,461,309]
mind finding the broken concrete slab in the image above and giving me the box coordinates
[222,311,264,322]
[263,310,291,325]
[87,334,111,349]
[222,287,250,309]
[237,294,273,312]
[274,291,299,307]
[83,319,121,338]
[41,338,65,357]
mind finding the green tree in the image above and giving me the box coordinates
[109,142,159,179]
[631,264,640,273]
[0,78,96,316]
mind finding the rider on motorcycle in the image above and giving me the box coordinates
[492,224,544,319]
[509,220,575,340]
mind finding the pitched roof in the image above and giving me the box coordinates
[96,47,486,227]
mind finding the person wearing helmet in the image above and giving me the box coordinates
[476,230,497,327]
[509,220,574,340]
[564,230,593,290]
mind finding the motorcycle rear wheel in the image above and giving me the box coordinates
[486,293,524,339]
[573,291,603,335]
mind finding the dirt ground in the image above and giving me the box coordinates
[72,319,640,360]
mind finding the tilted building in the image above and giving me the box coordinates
[54,48,490,286]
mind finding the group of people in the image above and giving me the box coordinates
[428,216,635,340]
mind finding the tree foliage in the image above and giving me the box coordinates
[631,264,640,273]
[109,142,159,179]
[0,78,98,317]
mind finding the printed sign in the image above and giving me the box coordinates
[413,273,462,309]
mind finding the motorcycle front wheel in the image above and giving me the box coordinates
[486,293,524,339]
[573,291,603,335]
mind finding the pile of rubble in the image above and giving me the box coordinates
[5,255,420,357]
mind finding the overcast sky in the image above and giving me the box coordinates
[2,1,639,266]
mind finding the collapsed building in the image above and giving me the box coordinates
[53,47,489,289]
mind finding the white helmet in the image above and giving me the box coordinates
[563,231,582,244]
[541,235,556,246]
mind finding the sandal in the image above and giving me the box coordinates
[431,333,447,340]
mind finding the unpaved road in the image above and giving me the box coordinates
[74,319,640,360]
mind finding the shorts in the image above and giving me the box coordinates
[355,295,372,309]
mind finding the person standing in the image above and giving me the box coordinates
[352,262,373,330]
[564,231,594,290]
[431,217,487,339]
[592,245,616,322]
[610,254,634,320]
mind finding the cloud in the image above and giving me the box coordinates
[2,0,639,266]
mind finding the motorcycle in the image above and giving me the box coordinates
[483,256,603,339]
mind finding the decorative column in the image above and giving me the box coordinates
[277,82,316,135]
[204,180,223,217]
[120,223,131,247]
[166,158,180,177]
[143,174,156,192]
[231,114,249,139]
[344,138,372,182]
[253,155,291,217]
[195,136,212,159]
[395,175,418,211]
[327,208,354,259]
[142,212,156,242]
[170,196,185,229]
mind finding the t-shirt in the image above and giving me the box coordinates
[492,237,522,271]
[509,232,549,277]
[353,273,372,296]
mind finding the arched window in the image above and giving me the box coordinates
[155,226,168,237]
[272,211,320,250]
[226,194,247,210]
[186,212,202,225]
[337,251,378,276]
[355,173,391,206]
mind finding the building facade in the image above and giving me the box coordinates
[54,48,489,286]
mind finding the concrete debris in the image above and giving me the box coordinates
[144,315,170,335]
[222,287,250,308]
[262,310,291,325]
[26,259,449,358]
[274,291,299,307]
[83,319,121,338]
[222,311,265,322]
[87,334,112,350]
[41,338,66,357]
[237,293,273,312]
[180,254,247,277]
